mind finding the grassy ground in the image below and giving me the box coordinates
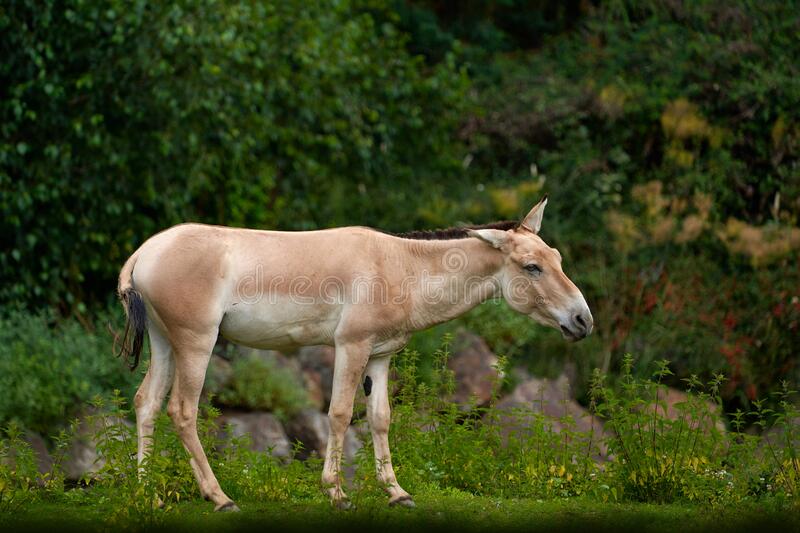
[4,491,798,533]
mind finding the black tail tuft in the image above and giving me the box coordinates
[117,288,146,371]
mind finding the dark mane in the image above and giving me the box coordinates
[387,220,518,241]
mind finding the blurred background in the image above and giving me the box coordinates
[1,0,798,440]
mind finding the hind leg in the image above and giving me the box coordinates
[167,330,237,511]
[134,325,175,467]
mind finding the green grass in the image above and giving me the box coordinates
[2,348,798,531]
[4,491,797,533]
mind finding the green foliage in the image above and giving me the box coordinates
[385,342,601,498]
[0,424,40,513]
[0,0,468,308]
[590,357,729,503]
[392,0,584,68]
[382,347,798,505]
[0,344,798,520]
[83,393,171,524]
[454,1,800,225]
[376,0,800,409]
[73,392,322,523]
[214,356,310,421]
[0,423,68,513]
[749,382,800,499]
[1,0,798,473]
[589,356,800,505]
[0,309,139,434]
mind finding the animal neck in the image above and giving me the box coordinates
[402,237,505,331]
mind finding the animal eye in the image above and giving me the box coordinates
[524,264,542,275]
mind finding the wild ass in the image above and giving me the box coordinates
[117,196,592,511]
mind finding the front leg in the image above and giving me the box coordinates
[322,339,370,508]
[365,355,414,507]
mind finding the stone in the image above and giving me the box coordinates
[24,431,53,474]
[492,374,610,460]
[646,387,727,433]
[285,408,364,464]
[447,331,501,408]
[296,346,336,410]
[205,354,234,396]
[62,409,133,481]
[216,411,292,460]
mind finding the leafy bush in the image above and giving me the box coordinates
[214,356,310,421]
[3,0,797,418]
[749,383,800,499]
[0,309,139,434]
[588,355,800,505]
[590,356,728,503]
[396,0,800,407]
[0,0,468,308]
[381,346,799,505]
[451,2,800,226]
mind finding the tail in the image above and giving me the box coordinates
[117,251,146,371]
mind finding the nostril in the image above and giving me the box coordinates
[574,314,586,330]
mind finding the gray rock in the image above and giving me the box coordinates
[24,431,53,474]
[63,409,133,481]
[205,354,234,396]
[217,411,292,459]
[492,374,610,460]
[645,387,727,434]
[285,408,364,464]
[296,346,336,410]
[448,330,501,408]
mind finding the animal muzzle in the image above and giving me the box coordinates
[559,305,593,341]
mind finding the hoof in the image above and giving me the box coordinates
[389,495,416,508]
[215,501,241,513]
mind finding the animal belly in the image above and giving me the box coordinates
[218,300,339,350]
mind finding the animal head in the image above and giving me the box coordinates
[468,196,593,341]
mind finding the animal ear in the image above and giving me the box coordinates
[520,195,548,234]
[467,229,509,249]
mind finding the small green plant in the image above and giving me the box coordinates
[0,423,40,514]
[751,381,800,501]
[84,393,171,525]
[215,356,310,421]
[590,355,732,503]
[0,422,70,517]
